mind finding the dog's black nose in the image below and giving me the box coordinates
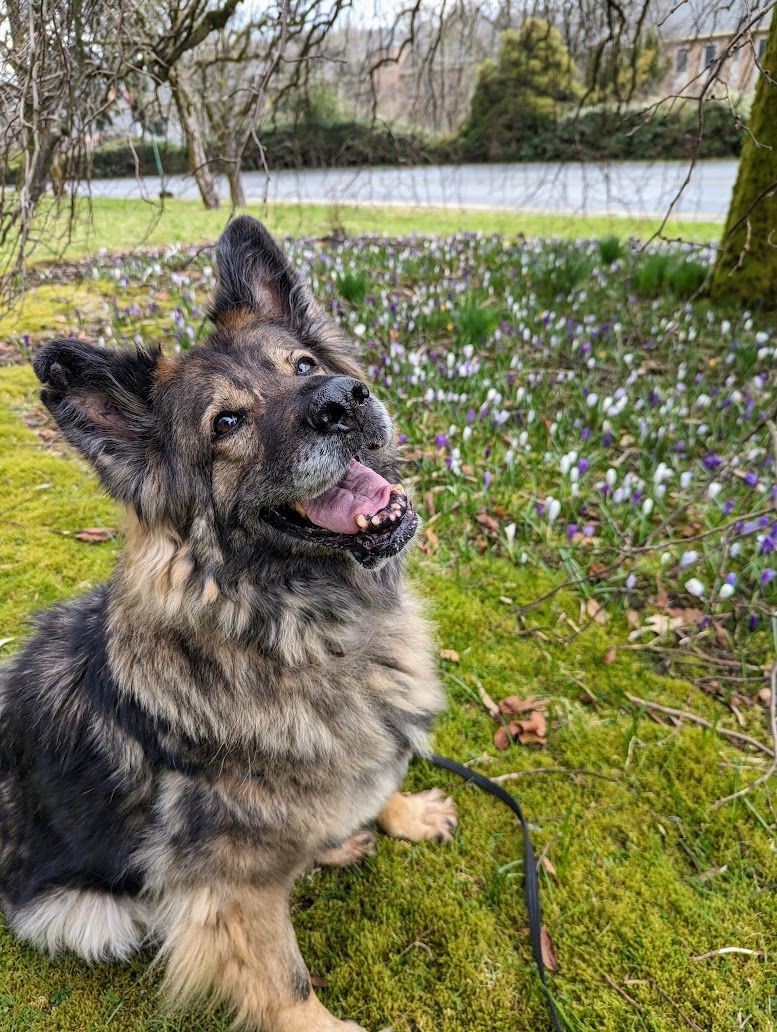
[306,377,370,434]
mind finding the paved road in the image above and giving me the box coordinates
[86,159,737,220]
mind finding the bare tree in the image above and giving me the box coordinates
[0,0,129,304]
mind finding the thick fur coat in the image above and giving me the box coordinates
[0,218,453,1032]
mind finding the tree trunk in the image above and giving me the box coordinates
[710,12,777,306]
[226,161,246,207]
[170,68,220,210]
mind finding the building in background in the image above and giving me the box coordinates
[660,3,771,97]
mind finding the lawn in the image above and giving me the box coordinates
[0,219,774,1031]
[4,196,723,274]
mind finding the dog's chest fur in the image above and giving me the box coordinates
[108,575,443,888]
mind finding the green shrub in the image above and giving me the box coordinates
[666,259,707,298]
[634,254,708,299]
[598,235,624,265]
[533,251,593,299]
[336,270,370,305]
[633,253,671,296]
[455,298,499,346]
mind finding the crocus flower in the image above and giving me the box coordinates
[685,578,705,597]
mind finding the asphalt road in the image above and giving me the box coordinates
[85,158,737,220]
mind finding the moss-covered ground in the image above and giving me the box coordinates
[0,350,774,1031]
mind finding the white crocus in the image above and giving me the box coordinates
[685,578,705,597]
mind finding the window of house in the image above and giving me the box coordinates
[704,43,717,65]
[758,37,767,59]
[676,48,688,73]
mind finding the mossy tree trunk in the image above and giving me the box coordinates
[710,12,777,306]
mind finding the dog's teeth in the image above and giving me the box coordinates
[293,502,307,518]
[355,514,369,530]
[393,483,405,495]
[371,514,382,527]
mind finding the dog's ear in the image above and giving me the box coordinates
[209,216,313,330]
[34,338,161,509]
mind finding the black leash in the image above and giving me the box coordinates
[429,753,563,1032]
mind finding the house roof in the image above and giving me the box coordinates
[659,0,772,43]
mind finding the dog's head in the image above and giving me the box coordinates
[34,217,418,570]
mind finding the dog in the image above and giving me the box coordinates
[0,216,457,1032]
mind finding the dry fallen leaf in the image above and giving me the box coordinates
[585,597,610,625]
[478,685,501,719]
[509,710,548,745]
[604,647,617,665]
[625,609,640,628]
[439,649,460,664]
[476,511,500,533]
[500,695,549,717]
[72,527,115,543]
[540,927,559,973]
[539,855,558,880]
[493,726,511,751]
[422,525,439,552]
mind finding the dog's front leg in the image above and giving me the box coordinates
[156,881,366,1032]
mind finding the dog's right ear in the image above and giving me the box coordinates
[34,338,161,510]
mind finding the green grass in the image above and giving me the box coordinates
[14,197,722,269]
[0,360,774,1032]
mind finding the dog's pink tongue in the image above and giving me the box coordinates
[302,459,392,534]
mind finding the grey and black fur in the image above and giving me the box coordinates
[0,217,455,1032]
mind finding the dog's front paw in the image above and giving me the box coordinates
[316,828,377,867]
[378,788,458,843]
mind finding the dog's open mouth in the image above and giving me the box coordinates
[266,459,419,566]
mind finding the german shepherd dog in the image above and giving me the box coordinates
[0,217,456,1031]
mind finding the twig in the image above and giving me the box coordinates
[603,973,642,1011]
[712,661,777,809]
[492,768,620,784]
[692,947,766,961]
[625,694,773,757]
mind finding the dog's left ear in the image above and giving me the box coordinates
[208,216,313,331]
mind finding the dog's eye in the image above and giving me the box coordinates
[295,356,317,376]
[213,412,243,437]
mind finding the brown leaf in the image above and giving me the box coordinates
[587,562,609,581]
[476,511,500,533]
[310,973,329,989]
[586,597,609,625]
[422,525,439,552]
[424,490,436,517]
[439,649,460,664]
[499,695,548,717]
[678,523,702,538]
[604,647,617,664]
[626,609,640,628]
[510,710,548,745]
[491,505,511,518]
[756,686,771,707]
[665,607,703,626]
[493,726,511,751]
[478,685,501,720]
[540,927,559,973]
[72,527,115,543]
[539,855,558,880]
